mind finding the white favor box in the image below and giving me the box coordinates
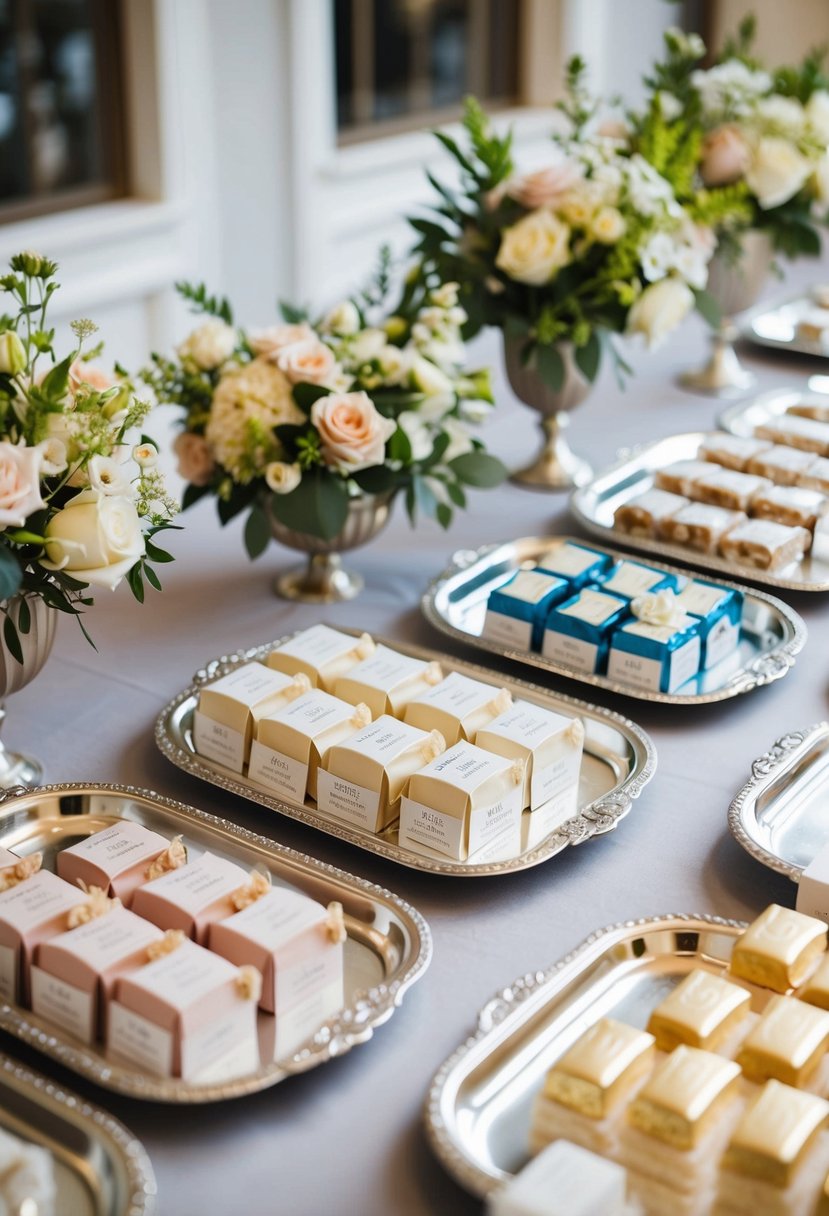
[249,691,371,802]
[487,1140,635,1216]
[476,701,584,815]
[334,645,444,718]
[265,625,375,691]
[403,672,512,745]
[193,663,309,772]
[318,716,445,833]
[797,840,829,924]
[400,741,523,862]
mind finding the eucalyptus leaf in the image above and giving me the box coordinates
[574,331,602,383]
[243,505,271,560]
[0,548,22,602]
[449,451,508,488]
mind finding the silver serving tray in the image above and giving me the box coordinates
[570,431,829,591]
[423,536,805,705]
[741,292,829,359]
[728,722,829,882]
[0,1051,156,1214]
[155,634,656,878]
[425,913,746,1199]
[0,784,431,1102]
[719,385,829,439]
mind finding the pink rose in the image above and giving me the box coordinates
[507,162,583,209]
[0,440,44,528]
[310,391,396,473]
[276,339,338,386]
[173,432,215,486]
[248,323,315,360]
[700,125,751,187]
[69,360,115,394]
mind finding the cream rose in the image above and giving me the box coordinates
[321,301,360,336]
[248,323,315,360]
[626,277,694,348]
[68,359,114,394]
[746,137,812,209]
[173,432,216,486]
[506,162,583,210]
[265,461,302,494]
[700,125,751,186]
[276,338,338,386]
[590,206,626,244]
[495,209,571,285]
[310,391,396,473]
[0,441,44,528]
[176,320,237,371]
[41,490,145,590]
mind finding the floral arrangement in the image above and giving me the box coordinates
[0,253,178,658]
[143,259,505,550]
[635,21,829,259]
[411,79,714,391]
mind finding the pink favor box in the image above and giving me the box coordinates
[109,938,259,1079]
[0,870,85,1004]
[57,821,173,905]
[209,887,344,1017]
[131,853,247,945]
[31,907,164,1044]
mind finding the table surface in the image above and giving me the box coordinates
[7,259,829,1216]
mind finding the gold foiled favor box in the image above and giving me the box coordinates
[249,691,371,802]
[737,994,829,1087]
[730,903,827,992]
[628,1045,741,1149]
[543,1017,655,1120]
[193,663,310,772]
[403,672,512,746]
[265,625,375,692]
[334,645,444,719]
[399,741,524,862]
[723,1079,829,1187]
[318,716,445,833]
[647,968,750,1052]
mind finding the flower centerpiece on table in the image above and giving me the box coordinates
[142,258,505,559]
[0,252,178,660]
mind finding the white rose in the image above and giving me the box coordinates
[441,417,473,463]
[590,206,626,244]
[757,95,806,133]
[41,490,145,590]
[746,137,813,209]
[657,91,683,122]
[807,91,829,143]
[0,441,44,528]
[814,154,829,203]
[350,328,387,364]
[88,454,134,497]
[626,277,694,348]
[431,282,460,308]
[132,442,158,469]
[265,461,302,494]
[378,345,411,385]
[397,412,433,462]
[495,209,571,285]
[321,301,360,336]
[176,319,237,371]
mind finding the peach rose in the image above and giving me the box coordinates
[0,441,44,528]
[700,125,751,187]
[248,323,315,360]
[69,359,115,394]
[276,339,338,386]
[310,391,396,473]
[507,162,583,210]
[174,432,215,486]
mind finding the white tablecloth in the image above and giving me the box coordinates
[7,259,829,1215]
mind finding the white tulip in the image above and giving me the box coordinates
[626,277,694,348]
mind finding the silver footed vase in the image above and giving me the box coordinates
[0,596,57,788]
[503,336,593,491]
[680,229,774,398]
[267,491,395,603]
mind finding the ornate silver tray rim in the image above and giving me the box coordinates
[0,783,432,1103]
[740,292,829,359]
[155,635,657,878]
[0,1051,157,1215]
[422,536,806,705]
[727,722,828,882]
[570,433,829,592]
[424,911,747,1199]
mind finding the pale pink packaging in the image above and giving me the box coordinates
[31,907,164,1043]
[209,887,343,1016]
[131,853,247,945]
[0,869,84,1004]
[57,821,172,904]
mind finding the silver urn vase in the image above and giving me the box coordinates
[504,337,593,491]
[680,229,774,397]
[268,492,395,603]
[0,596,57,788]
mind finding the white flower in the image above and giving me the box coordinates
[36,437,67,476]
[431,282,460,308]
[590,206,626,244]
[692,61,772,117]
[495,208,571,285]
[632,588,686,629]
[746,137,813,209]
[814,154,829,203]
[757,95,806,134]
[176,320,237,371]
[657,91,683,121]
[673,246,709,291]
[265,461,302,494]
[441,417,473,462]
[640,232,677,283]
[378,345,411,385]
[627,277,694,348]
[807,91,829,143]
[398,412,433,462]
[41,490,145,590]
[458,399,493,424]
[0,441,44,528]
[132,442,158,469]
[350,328,387,364]
[320,300,360,336]
[88,455,133,497]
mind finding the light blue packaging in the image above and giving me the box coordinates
[536,543,612,592]
[596,559,680,602]
[607,614,702,694]
[483,569,570,652]
[674,580,743,670]
[541,588,629,675]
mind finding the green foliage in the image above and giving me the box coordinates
[268,470,350,542]
[243,504,271,559]
[175,281,233,325]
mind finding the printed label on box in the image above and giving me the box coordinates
[248,740,309,802]
[399,797,465,859]
[531,752,579,810]
[316,770,382,831]
[467,787,523,856]
[542,631,599,674]
[30,965,94,1043]
[482,611,532,651]
[678,583,727,616]
[193,710,246,771]
[705,616,740,669]
[109,1001,174,1077]
[0,943,15,1001]
[607,649,663,693]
